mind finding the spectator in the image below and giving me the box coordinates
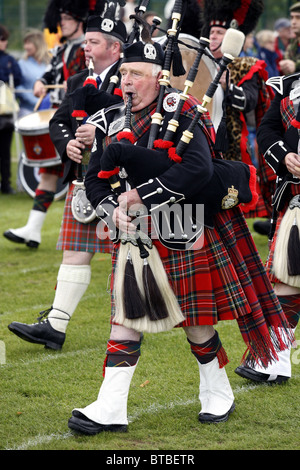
[16,29,51,118]
[274,17,293,72]
[279,3,300,76]
[240,32,257,57]
[256,29,280,78]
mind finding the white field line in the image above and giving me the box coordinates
[5,370,293,451]
[0,263,62,277]
[0,292,105,318]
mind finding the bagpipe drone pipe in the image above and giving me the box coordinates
[98,26,259,230]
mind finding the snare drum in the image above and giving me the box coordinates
[15,109,61,167]
[18,156,68,201]
[155,34,223,130]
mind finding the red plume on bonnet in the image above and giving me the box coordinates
[201,0,264,37]
[233,0,252,26]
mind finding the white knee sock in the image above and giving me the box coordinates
[48,264,91,333]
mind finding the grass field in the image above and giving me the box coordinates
[1,154,300,452]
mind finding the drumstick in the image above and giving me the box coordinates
[33,83,65,111]
[44,84,65,89]
[33,95,45,112]
[13,84,65,92]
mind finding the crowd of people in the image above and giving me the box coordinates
[1,0,300,437]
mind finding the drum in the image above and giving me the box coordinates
[156,34,223,130]
[15,109,61,167]
[18,155,68,201]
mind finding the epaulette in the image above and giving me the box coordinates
[87,101,125,134]
[267,73,300,95]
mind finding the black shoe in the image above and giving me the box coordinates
[253,219,271,236]
[8,308,65,350]
[68,410,128,435]
[198,402,235,424]
[234,365,289,384]
[3,230,39,248]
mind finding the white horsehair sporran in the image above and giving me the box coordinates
[273,195,300,287]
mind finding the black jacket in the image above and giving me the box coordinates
[49,60,122,183]
[257,73,300,177]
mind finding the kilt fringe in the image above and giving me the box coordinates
[238,317,293,368]
[216,345,229,368]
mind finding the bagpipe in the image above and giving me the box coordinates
[69,0,153,223]
[95,1,259,332]
[98,25,258,230]
[71,58,98,224]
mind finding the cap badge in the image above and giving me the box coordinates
[101,18,114,33]
[144,44,157,61]
[222,186,239,209]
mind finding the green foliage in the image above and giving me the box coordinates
[0,157,300,451]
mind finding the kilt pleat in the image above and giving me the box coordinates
[110,206,291,365]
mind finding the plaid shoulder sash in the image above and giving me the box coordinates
[103,102,157,150]
[280,95,295,132]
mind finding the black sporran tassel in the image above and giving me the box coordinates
[142,259,169,321]
[123,250,147,319]
[287,217,300,276]
[135,235,169,321]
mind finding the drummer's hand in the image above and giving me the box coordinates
[113,199,136,234]
[66,138,85,164]
[219,69,230,91]
[284,152,300,177]
[33,80,47,98]
[75,124,96,147]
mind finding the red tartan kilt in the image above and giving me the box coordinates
[110,207,284,331]
[39,164,64,178]
[56,182,113,253]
